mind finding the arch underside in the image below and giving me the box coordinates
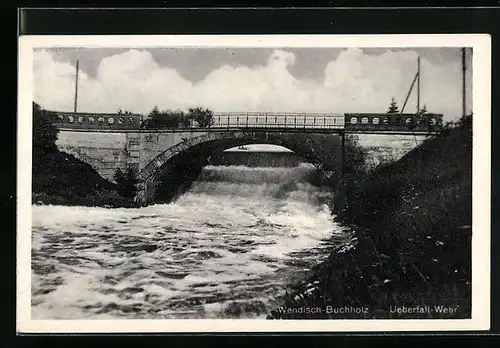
[141,131,341,181]
[136,131,343,205]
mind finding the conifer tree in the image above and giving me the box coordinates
[387,97,400,114]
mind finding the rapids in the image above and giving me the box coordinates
[31,163,350,319]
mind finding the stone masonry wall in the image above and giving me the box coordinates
[354,134,430,170]
[56,130,209,183]
[56,131,132,182]
[56,130,428,188]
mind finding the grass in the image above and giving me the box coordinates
[268,117,472,319]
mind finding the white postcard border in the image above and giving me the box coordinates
[17,34,491,333]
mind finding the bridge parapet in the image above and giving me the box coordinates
[50,110,442,135]
[344,113,443,133]
[211,112,345,130]
[50,111,142,130]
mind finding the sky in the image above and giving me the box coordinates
[33,47,473,122]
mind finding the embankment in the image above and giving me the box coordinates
[32,150,136,208]
[268,120,472,319]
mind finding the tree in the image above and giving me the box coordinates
[343,134,367,175]
[124,168,139,198]
[419,104,428,115]
[414,105,428,126]
[143,106,162,128]
[33,102,59,156]
[117,108,134,115]
[459,113,472,130]
[387,97,400,114]
[145,106,190,128]
[188,107,214,128]
[162,109,190,128]
[149,105,161,118]
[114,167,139,198]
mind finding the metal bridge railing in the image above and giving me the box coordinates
[210,112,345,130]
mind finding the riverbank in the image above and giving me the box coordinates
[268,118,472,319]
[32,150,137,208]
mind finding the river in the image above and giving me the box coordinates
[31,163,350,319]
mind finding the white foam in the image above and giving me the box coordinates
[31,164,349,319]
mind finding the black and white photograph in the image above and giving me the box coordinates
[17,34,490,332]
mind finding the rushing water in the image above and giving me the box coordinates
[31,163,350,319]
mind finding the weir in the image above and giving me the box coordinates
[209,151,301,168]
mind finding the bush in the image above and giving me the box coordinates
[188,107,214,128]
[343,134,368,176]
[114,168,139,198]
[459,113,472,131]
[141,105,215,129]
[145,106,191,128]
[32,102,59,156]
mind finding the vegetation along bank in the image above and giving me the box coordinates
[268,115,472,319]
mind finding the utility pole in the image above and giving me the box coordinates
[462,48,467,117]
[400,56,421,114]
[417,56,421,114]
[74,59,79,113]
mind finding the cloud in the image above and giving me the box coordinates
[33,47,468,121]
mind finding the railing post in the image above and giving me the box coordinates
[246,113,248,128]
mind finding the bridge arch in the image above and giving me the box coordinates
[136,131,343,205]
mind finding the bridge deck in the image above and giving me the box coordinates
[52,111,443,135]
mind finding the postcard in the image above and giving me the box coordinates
[17,34,491,332]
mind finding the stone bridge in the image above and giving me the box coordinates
[56,129,343,205]
[52,111,441,205]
